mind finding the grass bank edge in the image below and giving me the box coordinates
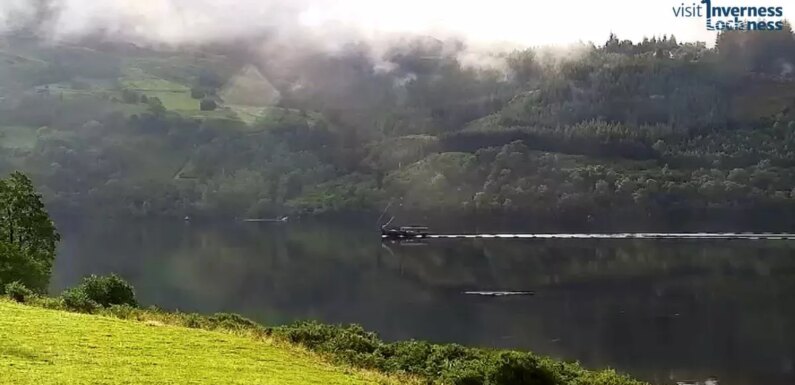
[1,294,645,385]
[0,298,416,385]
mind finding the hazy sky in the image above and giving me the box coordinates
[298,0,717,45]
[1,0,782,46]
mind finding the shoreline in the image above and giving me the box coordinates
[2,295,646,385]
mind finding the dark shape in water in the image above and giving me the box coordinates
[243,216,289,223]
[378,209,429,239]
[463,291,535,297]
[381,225,430,239]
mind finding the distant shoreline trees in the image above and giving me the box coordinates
[1,29,795,226]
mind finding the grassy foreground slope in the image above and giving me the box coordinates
[0,301,394,385]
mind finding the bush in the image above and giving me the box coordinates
[28,295,63,310]
[270,321,640,385]
[191,87,206,99]
[441,360,488,385]
[0,241,53,294]
[200,98,218,111]
[105,304,140,320]
[386,340,433,374]
[487,352,556,385]
[62,288,99,313]
[426,344,483,376]
[121,89,140,103]
[184,313,205,329]
[4,281,33,303]
[147,97,166,114]
[207,313,260,331]
[278,322,381,354]
[68,274,138,308]
[25,295,641,385]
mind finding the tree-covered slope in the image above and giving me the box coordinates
[0,27,794,227]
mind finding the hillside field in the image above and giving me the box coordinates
[0,301,398,385]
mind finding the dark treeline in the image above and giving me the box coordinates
[0,26,795,228]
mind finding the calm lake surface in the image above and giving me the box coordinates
[52,220,795,385]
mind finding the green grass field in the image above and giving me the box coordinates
[229,105,269,125]
[0,301,395,385]
[120,68,199,112]
[115,63,280,122]
[0,126,38,150]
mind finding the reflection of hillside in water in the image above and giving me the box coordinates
[54,221,795,385]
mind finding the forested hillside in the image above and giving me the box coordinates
[1,26,795,228]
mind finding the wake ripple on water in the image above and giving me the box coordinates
[422,233,795,240]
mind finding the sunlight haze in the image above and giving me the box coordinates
[0,0,730,46]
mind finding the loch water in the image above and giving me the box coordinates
[53,220,795,385]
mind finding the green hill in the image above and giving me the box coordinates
[0,300,399,385]
[0,29,794,226]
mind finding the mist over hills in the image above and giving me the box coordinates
[0,17,794,229]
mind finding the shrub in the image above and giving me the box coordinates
[386,340,433,374]
[487,352,557,385]
[28,295,63,310]
[23,297,641,385]
[121,89,140,103]
[441,360,488,385]
[207,313,260,331]
[62,274,138,313]
[68,274,138,308]
[4,281,33,303]
[191,87,206,99]
[62,288,98,313]
[426,344,483,376]
[269,321,635,385]
[200,98,218,111]
[183,313,205,329]
[105,304,140,320]
[277,322,381,354]
[147,97,165,114]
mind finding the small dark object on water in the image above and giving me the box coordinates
[381,225,429,239]
[244,216,288,223]
[464,291,535,297]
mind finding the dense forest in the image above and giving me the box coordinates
[1,25,795,228]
